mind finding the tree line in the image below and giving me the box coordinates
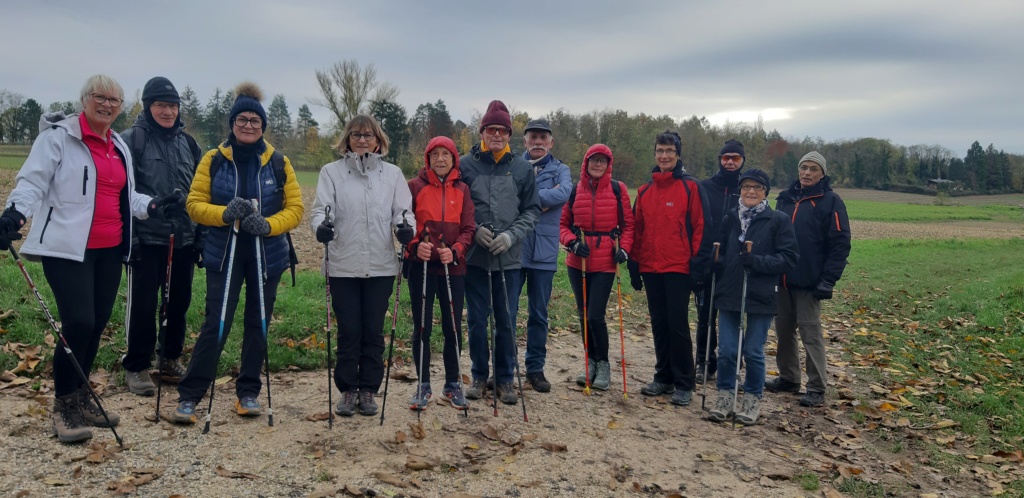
[2,62,1022,195]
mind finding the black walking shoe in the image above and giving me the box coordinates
[799,391,825,407]
[159,357,187,383]
[670,390,693,407]
[357,390,378,416]
[496,382,518,405]
[526,372,551,393]
[764,377,801,394]
[640,381,675,396]
[694,364,716,384]
[465,378,486,400]
[334,391,358,417]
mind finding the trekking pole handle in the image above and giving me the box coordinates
[712,242,720,262]
[744,241,752,253]
[324,205,332,226]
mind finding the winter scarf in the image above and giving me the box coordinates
[738,198,768,242]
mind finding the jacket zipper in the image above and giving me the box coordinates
[82,166,88,195]
[439,175,447,259]
[38,207,54,243]
[256,157,266,278]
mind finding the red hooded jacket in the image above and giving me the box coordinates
[632,162,707,274]
[559,144,635,273]
[407,136,476,275]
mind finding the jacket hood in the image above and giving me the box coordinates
[136,111,185,135]
[38,112,75,133]
[581,143,614,188]
[422,136,461,172]
[651,160,687,179]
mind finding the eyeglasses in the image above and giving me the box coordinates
[429,150,453,161]
[234,116,263,128]
[655,148,677,156]
[90,93,123,107]
[588,157,609,165]
[350,132,376,142]
[483,126,510,137]
[740,184,766,192]
[721,154,743,163]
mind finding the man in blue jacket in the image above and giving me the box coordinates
[512,119,572,393]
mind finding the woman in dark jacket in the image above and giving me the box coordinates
[708,169,798,426]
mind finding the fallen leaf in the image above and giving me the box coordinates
[541,442,567,452]
[373,471,407,488]
[521,433,538,442]
[306,412,332,421]
[607,419,620,429]
[406,455,436,471]
[480,425,500,441]
[409,421,425,439]
[760,476,777,487]
[343,484,364,496]
[214,465,259,479]
[699,453,724,462]
[395,430,407,443]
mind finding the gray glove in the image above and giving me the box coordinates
[223,197,253,223]
[475,225,494,248]
[240,212,271,236]
[489,232,512,255]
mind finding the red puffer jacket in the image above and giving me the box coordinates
[632,162,708,275]
[407,136,476,275]
[559,144,634,273]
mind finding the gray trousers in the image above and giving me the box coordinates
[774,288,827,394]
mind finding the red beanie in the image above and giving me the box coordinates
[479,100,512,132]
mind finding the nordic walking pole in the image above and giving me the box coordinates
[494,242,528,423]
[204,216,240,435]
[414,232,430,420]
[439,236,468,417]
[700,242,721,412]
[482,223,499,417]
[323,205,334,429]
[579,229,592,396]
[7,245,125,447]
[380,210,409,426]
[614,237,628,401]
[732,241,753,430]
[250,200,274,427]
[155,231,175,422]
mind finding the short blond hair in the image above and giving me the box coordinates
[335,114,390,156]
[79,74,124,105]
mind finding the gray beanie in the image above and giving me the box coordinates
[799,151,827,175]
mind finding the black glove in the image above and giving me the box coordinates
[614,248,628,264]
[813,282,834,300]
[0,206,26,251]
[739,251,755,270]
[240,212,271,236]
[222,197,252,223]
[690,269,705,289]
[148,191,187,220]
[316,220,335,243]
[192,230,206,268]
[627,259,643,291]
[567,239,590,258]
[395,221,414,246]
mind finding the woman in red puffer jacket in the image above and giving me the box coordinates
[559,143,634,392]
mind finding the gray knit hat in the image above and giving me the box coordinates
[799,151,827,175]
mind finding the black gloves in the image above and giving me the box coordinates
[395,220,414,246]
[739,251,756,270]
[813,282,834,300]
[222,197,252,223]
[193,229,205,268]
[567,239,590,258]
[690,269,705,289]
[627,259,642,291]
[0,206,26,251]
[614,248,628,264]
[316,219,335,243]
[148,191,187,220]
[240,212,271,236]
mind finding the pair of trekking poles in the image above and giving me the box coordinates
[574,228,630,400]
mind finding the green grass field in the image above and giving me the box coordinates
[845,199,1023,223]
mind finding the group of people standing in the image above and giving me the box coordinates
[0,74,850,445]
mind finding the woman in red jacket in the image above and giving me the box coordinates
[629,130,710,407]
[560,144,634,391]
[406,136,476,411]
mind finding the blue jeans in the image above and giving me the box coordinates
[466,266,520,384]
[716,311,773,397]
[514,268,555,374]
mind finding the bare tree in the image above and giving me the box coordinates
[312,60,398,132]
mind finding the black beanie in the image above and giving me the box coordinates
[228,82,268,131]
[142,76,180,106]
[719,139,745,159]
[738,168,771,196]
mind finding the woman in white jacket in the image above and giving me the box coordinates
[309,115,414,417]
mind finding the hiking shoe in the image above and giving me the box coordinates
[496,382,518,405]
[78,388,120,427]
[694,364,716,384]
[592,361,611,391]
[670,389,693,407]
[735,392,761,425]
[357,390,378,416]
[173,400,198,424]
[799,391,825,407]
[159,357,187,383]
[708,390,733,422]
[575,360,597,387]
[125,370,156,396]
[52,393,92,443]
[764,377,801,394]
[526,372,551,393]
[335,391,358,417]
[465,378,486,400]
[443,382,468,410]
[640,381,675,396]
[409,383,432,411]
[235,396,262,417]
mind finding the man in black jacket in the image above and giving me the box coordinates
[768,151,851,407]
[120,77,202,396]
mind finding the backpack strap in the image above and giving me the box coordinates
[567,180,627,240]
[130,125,147,164]
[183,133,202,167]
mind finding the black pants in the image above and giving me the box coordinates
[42,248,122,397]
[642,272,695,391]
[694,280,718,372]
[122,243,195,372]
[408,262,465,385]
[567,268,614,362]
[331,276,393,393]
[177,252,280,402]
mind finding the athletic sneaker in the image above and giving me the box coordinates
[764,377,801,394]
[173,400,198,424]
[670,389,692,407]
[335,391,358,417]
[443,382,468,410]
[708,390,733,422]
[640,381,675,396]
[235,396,262,417]
[125,370,156,397]
[357,390,378,416]
[409,383,432,411]
[694,363,716,384]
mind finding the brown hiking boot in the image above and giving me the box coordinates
[158,357,187,383]
[78,389,120,427]
[52,393,92,444]
[125,370,155,396]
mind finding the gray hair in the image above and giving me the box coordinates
[79,74,124,104]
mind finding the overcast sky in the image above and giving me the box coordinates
[2,1,1022,155]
